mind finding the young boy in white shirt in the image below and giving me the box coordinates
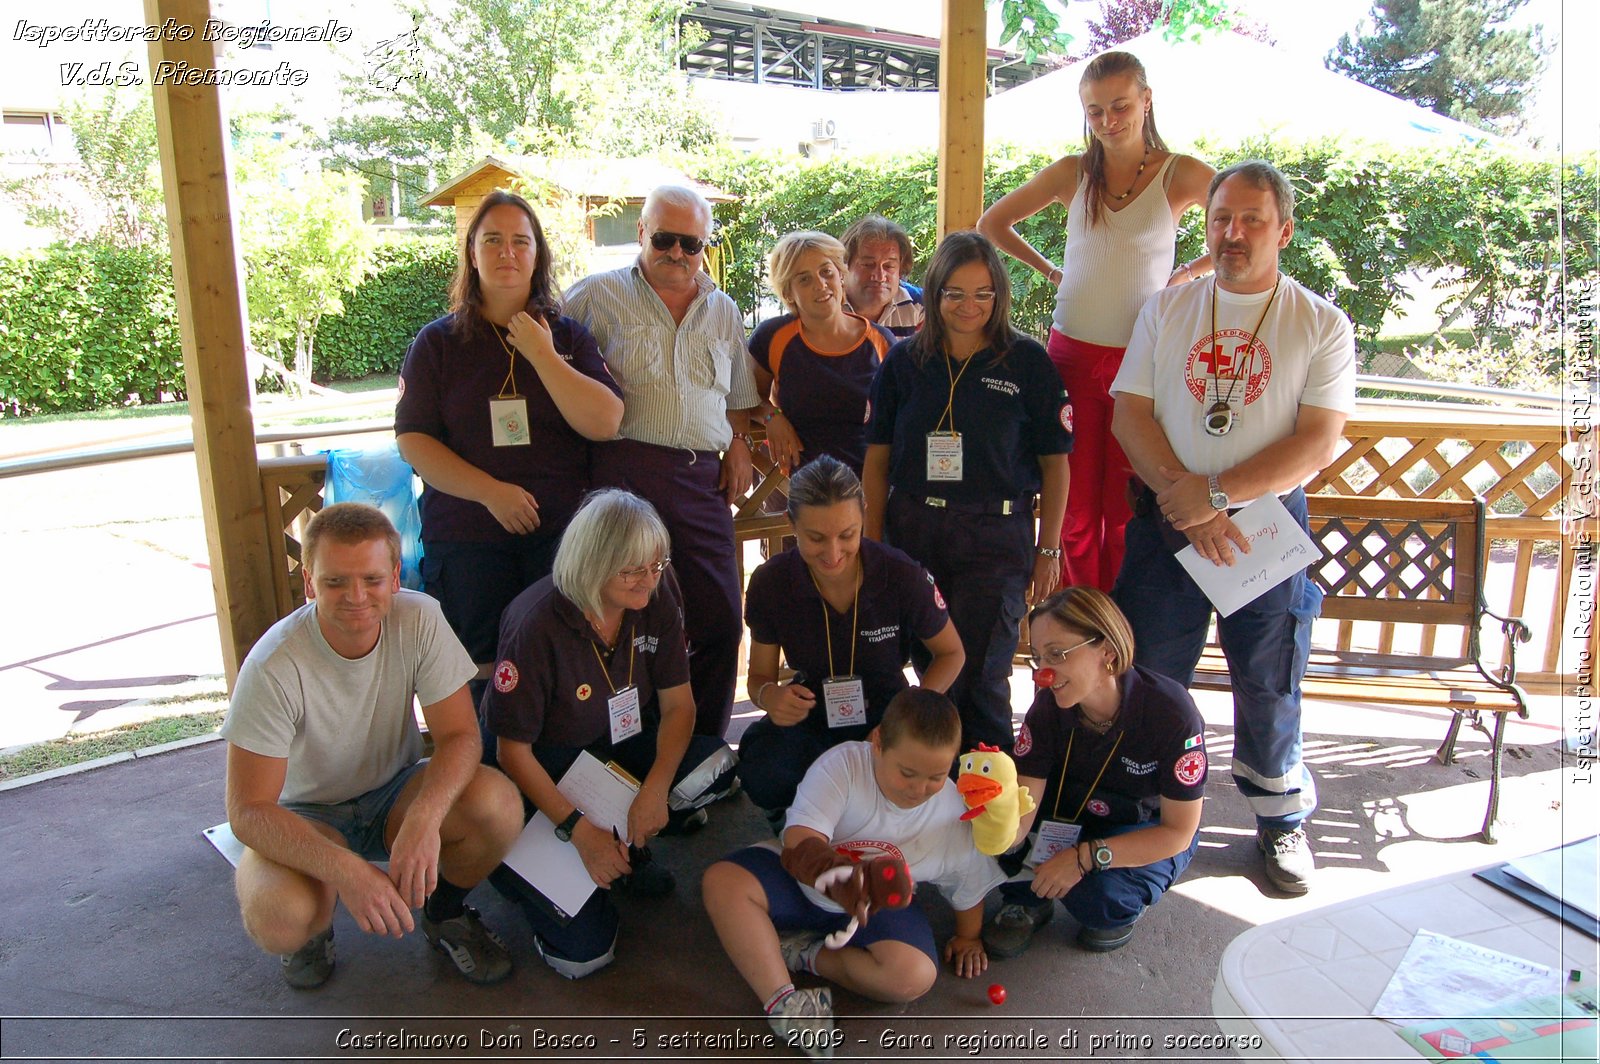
[702,688,1003,1057]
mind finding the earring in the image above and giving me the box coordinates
[1104,660,1115,674]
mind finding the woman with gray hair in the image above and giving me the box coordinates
[478,488,737,978]
[739,455,963,828]
[749,231,896,475]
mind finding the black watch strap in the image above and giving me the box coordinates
[554,809,583,842]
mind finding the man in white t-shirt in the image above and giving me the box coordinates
[1109,160,1356,896]
[221,503,523,988]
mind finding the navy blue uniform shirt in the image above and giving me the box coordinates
[745,538,949,739]
[1013,666,1208,833]
[395,313,621,544]
[482,575,690,750]
[866,336,1073,504]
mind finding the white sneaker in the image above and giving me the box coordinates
[767,986,835,1060]
[1258,826,1315,894]
[778,929,824,974]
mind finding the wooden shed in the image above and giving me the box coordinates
[423,155,734,254]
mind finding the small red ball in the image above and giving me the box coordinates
[1032,667,1056,689]
[988,983,1007,1005]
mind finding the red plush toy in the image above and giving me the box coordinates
[781,837,914,949]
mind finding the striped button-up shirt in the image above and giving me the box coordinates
[846,282,924,339]
[565,264,760,453]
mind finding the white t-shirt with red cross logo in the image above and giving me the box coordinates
[1111,273,1355,498]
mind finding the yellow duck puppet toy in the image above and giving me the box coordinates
[956,744,1036,856]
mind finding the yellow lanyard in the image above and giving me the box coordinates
[493,327,520,399]
[934,350,978,434]
[1050,727,1124,822]
[589,623,636,694]
[809,566,860,678]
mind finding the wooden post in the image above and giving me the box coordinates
[146,0,278,685]
[937,0,987,237]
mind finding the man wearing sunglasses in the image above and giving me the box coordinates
[1108,161,1355,897]
[566,185,762,742]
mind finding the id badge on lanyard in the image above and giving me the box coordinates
[1025,819,1082,868]
[926,432,963,481]
[607,684,642,745]
[489,397,531,446]
[822,676,867,729]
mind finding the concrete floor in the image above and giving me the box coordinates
[1,685,1591,1064]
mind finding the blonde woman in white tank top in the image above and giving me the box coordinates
[978,50,1214,594]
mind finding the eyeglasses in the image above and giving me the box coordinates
[648,231,709,255]
[939,288,996,304]
[616,558,671,582]
[1025,636,1099,670]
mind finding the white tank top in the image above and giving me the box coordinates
[1051,153,1179,347]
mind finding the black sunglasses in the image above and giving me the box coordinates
[648,230,708,255]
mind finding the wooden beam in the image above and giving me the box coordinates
[937,0,987,237]
[145,0,278,685]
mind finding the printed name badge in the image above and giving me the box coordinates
[489,397,531,447]
[1025,819,1083,868]
[926,432,963,482]
[607,684,642,745]
[822,676,867,729]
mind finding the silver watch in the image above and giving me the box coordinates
[1207,475,1229,511]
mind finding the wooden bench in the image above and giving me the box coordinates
[1192,495,1532,843]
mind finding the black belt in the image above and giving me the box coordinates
[904,491,1034,517]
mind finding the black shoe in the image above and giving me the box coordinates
[1076,921,1137,952]
[615,853,675,898]
[659,807,709,836]
[983,901,1054,958]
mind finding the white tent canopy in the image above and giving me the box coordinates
[986,30,1503,152]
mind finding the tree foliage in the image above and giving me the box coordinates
[326,0,720,201]
[0,86,166,248]
[1326,0,1547,134]
[1080,0,1273,55]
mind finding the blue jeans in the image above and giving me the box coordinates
[1113,488,1321,829]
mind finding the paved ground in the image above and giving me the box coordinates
[1,423,1592,1062]
[0,674,1589,1063]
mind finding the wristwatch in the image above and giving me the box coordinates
[1091,839,1113,873]
[554,809,583,842]
[1207,474,1230,512]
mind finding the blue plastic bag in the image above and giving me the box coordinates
[323,443,425,590]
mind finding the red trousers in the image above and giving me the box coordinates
[1048,329,1134,593]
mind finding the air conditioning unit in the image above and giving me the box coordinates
[811,118,837,141]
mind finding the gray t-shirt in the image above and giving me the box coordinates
[221,590,477,805]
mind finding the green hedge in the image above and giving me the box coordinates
[705,143,1596,347]
[312,235,456,381]
[0,243,184,416]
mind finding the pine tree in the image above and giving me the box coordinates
[1326,0,1547,134]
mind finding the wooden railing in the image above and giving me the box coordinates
[259,404,1574,686]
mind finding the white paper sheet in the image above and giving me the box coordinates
[1176,493,1318,617]
[500,752,643,921]
[1372,928,1563,1023]
[1506,836,1600,922]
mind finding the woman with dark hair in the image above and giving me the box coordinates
[396,189,624,665]
[738,454,964,826]
[861,231,1071,755]
[978,50,1215,594]
[981,587,1205,958]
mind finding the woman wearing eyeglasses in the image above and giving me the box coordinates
[981,587,1205,958]
[978,50,1214,594]
[861,231,1072,755]
[396,190,624,670]
[748,232,895,475]
[738,455,965,828]
[477,489,737,978]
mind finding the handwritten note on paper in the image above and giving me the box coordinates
[1175,493,1318,617]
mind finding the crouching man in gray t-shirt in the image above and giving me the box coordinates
[221,503,523,988]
